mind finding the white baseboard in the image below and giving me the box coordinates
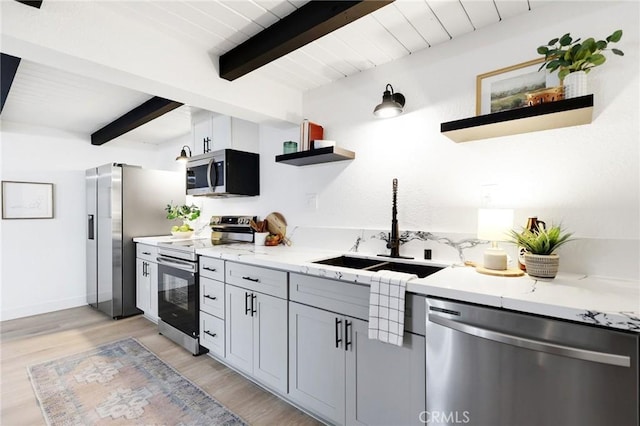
[0,296,87,321]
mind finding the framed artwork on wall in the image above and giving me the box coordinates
[476,58,560,115]
[1,181,54,219]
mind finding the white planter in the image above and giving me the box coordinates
[562,71,588,99]
[524,253,559,279]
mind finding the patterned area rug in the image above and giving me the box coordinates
[28,338,246,425]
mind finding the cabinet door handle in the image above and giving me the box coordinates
[345,320,352,351]
[204,294,217,300]
[335,318,343,348]
[143,261,148,277]
[251,293,257,316]
[204,330,217,338]
[242,276,260,283]
[203,266,217,272]
[245,292,251,315]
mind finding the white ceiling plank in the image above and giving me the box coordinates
[285,49,345,82]
[331,19,394,67]
[393,0,450,47]
[259,61,319,92]
[253,0,297,19]
[300,41,359,77]
[371,4,429,54]
[349,15,408,61]
[495,0,532,20]
[188,1,264,38]
[313,34,374,73]
[221,0,279,29]
[460,1,500,29]
[427,1,475,39]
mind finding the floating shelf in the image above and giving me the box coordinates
[275,146,355,166]
[441,94,594,143]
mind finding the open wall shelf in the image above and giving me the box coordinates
[441,94,594,142]
[275,146,355,166]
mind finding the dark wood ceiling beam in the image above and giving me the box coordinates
[15,1,43,9]
[91,96,183,146]
[219,0,393,81]
[1,53,21,113]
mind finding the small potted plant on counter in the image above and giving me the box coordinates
[165,203,201,238]
[507,224,574,279]
[537,29,624,98]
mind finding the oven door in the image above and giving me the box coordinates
[157,256,198,338]
[186,153,225,196]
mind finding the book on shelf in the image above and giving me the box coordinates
[299,119,324,151]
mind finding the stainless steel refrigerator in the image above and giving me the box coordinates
[86,163,184,318]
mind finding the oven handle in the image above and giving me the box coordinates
[156,256,196,272]
[429,314,631,367]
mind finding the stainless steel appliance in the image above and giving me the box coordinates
[86,163,184,319]
[156,215,256,355]
[186,149,259,197]
[426,297,639,426]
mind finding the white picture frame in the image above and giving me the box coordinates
[1,181,54,219]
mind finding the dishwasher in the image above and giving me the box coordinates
[426,297,638,426]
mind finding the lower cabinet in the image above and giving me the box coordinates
[135,245,158,322]
[289,301,426,426]
[225,283,288,393]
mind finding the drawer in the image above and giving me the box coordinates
[226,262,287,299]
[290,273,424,334]
[200,277,225,319]
[136,244,158,263]
[200,311,224,358]
[200,257,225,281]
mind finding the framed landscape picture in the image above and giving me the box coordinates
[476,58,560,115]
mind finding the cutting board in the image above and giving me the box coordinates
[265,212,291,245]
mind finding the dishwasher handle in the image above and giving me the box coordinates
[428,313,631,367]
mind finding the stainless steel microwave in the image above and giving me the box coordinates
[186,149,259,197]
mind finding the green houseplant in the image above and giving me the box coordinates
[508,224,574,279]
[537,30,623,99]
[537,30,624,80]
[165,203,200,233]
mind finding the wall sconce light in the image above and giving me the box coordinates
[373,84,406,118]
[175,145,192,162]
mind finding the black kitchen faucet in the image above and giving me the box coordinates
[380,178,412,259]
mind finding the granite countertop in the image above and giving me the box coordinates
[134,236,640,332]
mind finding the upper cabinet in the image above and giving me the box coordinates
[441,95,594,143]
[192,112,259,155]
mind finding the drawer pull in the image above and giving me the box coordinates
[203,266,217,272]
[204,294,217,300]
[142,251,151,255]
[242,276,260,283]
[204,330,217,338]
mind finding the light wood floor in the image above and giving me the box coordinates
[1,306,322,426]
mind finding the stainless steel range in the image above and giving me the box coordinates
[156,215,256,355]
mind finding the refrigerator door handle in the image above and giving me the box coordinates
[88,214,95,240]
[429,313,631,367]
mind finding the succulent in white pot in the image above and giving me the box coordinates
[507,224,574,279]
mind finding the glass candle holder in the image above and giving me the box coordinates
[283,141,298,154]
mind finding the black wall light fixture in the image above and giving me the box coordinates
[373,84,405,118]
[176,145,192,162]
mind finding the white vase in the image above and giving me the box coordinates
[563,71,588,99]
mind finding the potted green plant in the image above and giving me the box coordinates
[537,30,624,98]
[165,203,200,236]
[507,224,574,279]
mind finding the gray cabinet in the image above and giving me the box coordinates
[288,273,426,426]
[135,244,158,322]
[199,257,226,357]
[224,262,288,394]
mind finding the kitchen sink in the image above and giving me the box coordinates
[313,255,443,278]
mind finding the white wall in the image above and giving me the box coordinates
[0,122,183,320]
[2,1,638,320]
[196,1,639,278]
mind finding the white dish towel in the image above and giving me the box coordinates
[368,270,417,346]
